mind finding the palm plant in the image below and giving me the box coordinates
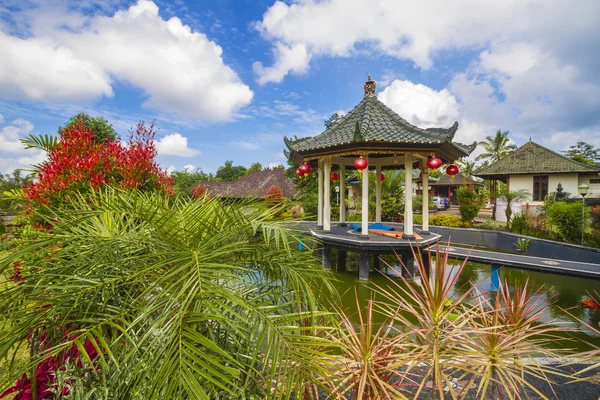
[457,159,477,178]
[497,188,530,229]
[476,130,517,163]
[0,189,338,399]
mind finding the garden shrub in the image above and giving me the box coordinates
[265,186,285,207]
[381,197,402,222]
[546,201,589,243]
[456,186,482,222]
[585,229,600,248]
[471,219,498,230]
[429,214,466,228]
[413,214,423,225]
[510,213,531,235]
[591,205,600,227]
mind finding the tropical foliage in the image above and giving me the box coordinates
[497,187,530,229]
[476,130,517,163]
[0,189,335,399]
[456,186,483,223]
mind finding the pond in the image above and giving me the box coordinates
[323,250,600,352]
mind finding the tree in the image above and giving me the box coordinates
[457,159,477,178]
[456,186,483,223]
[497,188,530,229]
[60,113,118,143]
[324,112,342,130]
[265,186,285,207]
[215,160,247,181]
[563,142,600,166]
[476,130,517,163]
[0,169,31,212]
[245,162,263,175]
[171,169,211,196]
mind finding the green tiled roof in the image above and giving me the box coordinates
[474,141,600,177]
[284,95,477,156]
[429,173,482,186]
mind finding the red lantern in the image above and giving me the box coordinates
[380,173,385,181]
[330,172,339,181]
[446,165,459,175]
[354,157,368,172]
[426,156,443,170]
[298,163,312,175]
[295,168,303,177]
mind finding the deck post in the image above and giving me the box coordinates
[339,164,346,226]
[359,251,369,280]
[322,247,332,270]
[401,251,415,278]
[490,264,500,291]
[323,159,331,232]
[361,155,369,236]
[373,255,381,272]
[404,154,414,238]
[317,159,323,229]
[376,164,382,223]
[336,250,347,272]
[422,163,429,233]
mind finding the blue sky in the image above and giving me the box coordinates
[0,0,599,175]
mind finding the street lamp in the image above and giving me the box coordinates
[579,183,590,245]
[335,186,340,205]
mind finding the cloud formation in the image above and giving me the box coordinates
[155,133,200,157]
[0,119,45,173]
[0,0,253,121]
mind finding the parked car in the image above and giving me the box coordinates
[432,196,445,211]
[441,197,450,210]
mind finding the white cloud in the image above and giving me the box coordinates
[0,119,46,173]
[0,114,4,124]
[0,0,253,121]
[155,133,200,157]
[378,80,458,127]
[253,42,311,84]
[182,164,196,173]
[166,165,177,175]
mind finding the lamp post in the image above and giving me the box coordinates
[335,185,340,205]
[579,183,589,246]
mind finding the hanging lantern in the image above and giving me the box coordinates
[295,168,303,178]
[380,173,385,181]
[330,172,339,181]
[354,156,368,172]
[298,163,312,176]
[446,165,459,176]
[426,156,443,170]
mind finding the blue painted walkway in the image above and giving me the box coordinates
[432,245,600,280]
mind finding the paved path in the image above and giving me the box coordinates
[432,244,600,279]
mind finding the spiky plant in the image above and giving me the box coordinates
[0,188,338,399]
[459,280,569,399]
[374,246,479,400]
[328,292,414,399]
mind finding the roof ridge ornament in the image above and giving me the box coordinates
[364,75,376,97]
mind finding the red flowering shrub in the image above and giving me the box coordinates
[191,184,209,199]
[265,186,285,207]
[23,119,172,209]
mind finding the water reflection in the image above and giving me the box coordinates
[326,250,600,352]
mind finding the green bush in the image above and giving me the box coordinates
[381,197,402,222]
[510,214,531,235]
[429,214,466,228]
[546,201,589,243]
[413,214,423,225]
[456,186,482,222]
[472,220,499,230]
[585,229,600,248]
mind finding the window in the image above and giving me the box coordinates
[590,178,600,184]
[533,176,548,201]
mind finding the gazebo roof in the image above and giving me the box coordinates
[284,77,477,163]
[474,141,599,178]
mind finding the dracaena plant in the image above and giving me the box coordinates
[0,188,337,399]
[459,280,569,400]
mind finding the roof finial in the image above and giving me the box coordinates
[529,135,532,142]
[364,75,376,98]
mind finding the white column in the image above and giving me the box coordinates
[376,164,382,223]
[339,164,346,224]
[317,159,323,228]
[323,159,331,232]
[361,155,369,236]
[422,163,429,232]
[404,154,414,237]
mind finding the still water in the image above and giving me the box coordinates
[324,251,600,352]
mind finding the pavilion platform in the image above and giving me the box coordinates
[293,221,440,280]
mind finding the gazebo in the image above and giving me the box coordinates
[284,77,476,278]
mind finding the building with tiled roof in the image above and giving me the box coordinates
[474,141,599,202]
[198,169,296,199]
